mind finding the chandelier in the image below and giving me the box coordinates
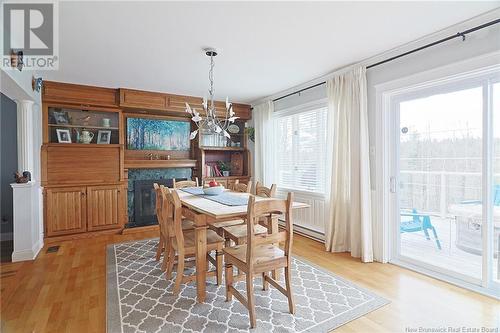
[185,48,238,140]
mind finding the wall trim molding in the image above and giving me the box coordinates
[11,238,43,262]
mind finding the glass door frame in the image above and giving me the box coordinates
[382,61,500,298]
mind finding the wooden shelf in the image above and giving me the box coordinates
[202,175,249,180]
[45,143,122,148]
[48,124,119,130]
[199,146,245,151]
[124,159,197,169]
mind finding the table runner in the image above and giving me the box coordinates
[180,187,248,206]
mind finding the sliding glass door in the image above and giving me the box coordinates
[390,69,500,295]
[493,81,500,284]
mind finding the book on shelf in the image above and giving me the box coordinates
[205,163,223,178]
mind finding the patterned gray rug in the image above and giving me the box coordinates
[107,239,389,333]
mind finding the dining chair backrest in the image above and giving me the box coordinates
[153,183,162,218]
[245,192,293,267]
[233,179,252,193]
[173,177,199,189]
[161,187,185,250]
[157,185,172,240]
[255,182,277,198]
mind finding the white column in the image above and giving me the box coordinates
[11,99,43,262]
[16,100,36,181]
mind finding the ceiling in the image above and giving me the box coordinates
[43,1,499,104]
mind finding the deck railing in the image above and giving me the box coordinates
[399,157,500,217]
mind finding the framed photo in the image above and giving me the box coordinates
[97,130,111,144]
[52,110,70,124]
[56,129,72,143]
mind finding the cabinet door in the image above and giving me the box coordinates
[119,88,169,110]
[46,187,87,236]
[87,185,124,231]
[43,81,118,107]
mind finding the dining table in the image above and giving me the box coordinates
[175,188,310,303]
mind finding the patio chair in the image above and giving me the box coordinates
[460,184,500,206]
[400,209,442,250]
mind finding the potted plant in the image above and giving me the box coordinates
[217,161,231,177]
[245,127,255,142]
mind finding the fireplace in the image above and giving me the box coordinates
[133,179,167,227]
[126,168,192,228]
[128,177,187,228]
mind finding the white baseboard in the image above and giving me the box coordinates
[11,239,43,262]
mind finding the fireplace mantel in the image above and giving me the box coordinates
[124,159,196,169]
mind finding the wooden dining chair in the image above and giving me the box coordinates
[221,180,268,246]
[173,177,199,189]
[208,179,252,237]
[255,182,277,229]
[157,186,195,271]
[224,193,295,328]
[153,183,164,261]
[162,187,225,293]
[233,179,252,193]
[255,181,277,198]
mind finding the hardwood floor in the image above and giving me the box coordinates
[1,231,498,332]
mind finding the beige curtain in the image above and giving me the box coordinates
[253,101,274,185]
[325,66,373,262]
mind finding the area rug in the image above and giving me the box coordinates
[107,239,389,333]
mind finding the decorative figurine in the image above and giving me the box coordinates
[14,172,29,184]
[22,171,31,181]
[32,77,43,92]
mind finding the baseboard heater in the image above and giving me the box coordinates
[278,219,325,243]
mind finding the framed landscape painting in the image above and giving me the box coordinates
[127,117,190,151]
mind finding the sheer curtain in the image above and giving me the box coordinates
[253,101,274,185]
[325,66,373,262]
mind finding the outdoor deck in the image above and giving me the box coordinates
[400,216,498,280]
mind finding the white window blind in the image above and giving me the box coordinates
[274,106,328,194]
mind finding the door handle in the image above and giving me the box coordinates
[390,177,397,193]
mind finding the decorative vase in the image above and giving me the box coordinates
[222,171,230,177]
[80,130,94,144]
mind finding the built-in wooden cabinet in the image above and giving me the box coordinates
[43,81,118,108]
[194,121,252,187]
[119,88,169,111]
[45,185,125,237]
[119,88,252,120]
[42,81,252,239]
[87,185,124,231]
[45,187,87,237]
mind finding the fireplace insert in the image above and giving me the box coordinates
[130,178,186,228]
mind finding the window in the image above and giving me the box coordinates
[273,105,328,194]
